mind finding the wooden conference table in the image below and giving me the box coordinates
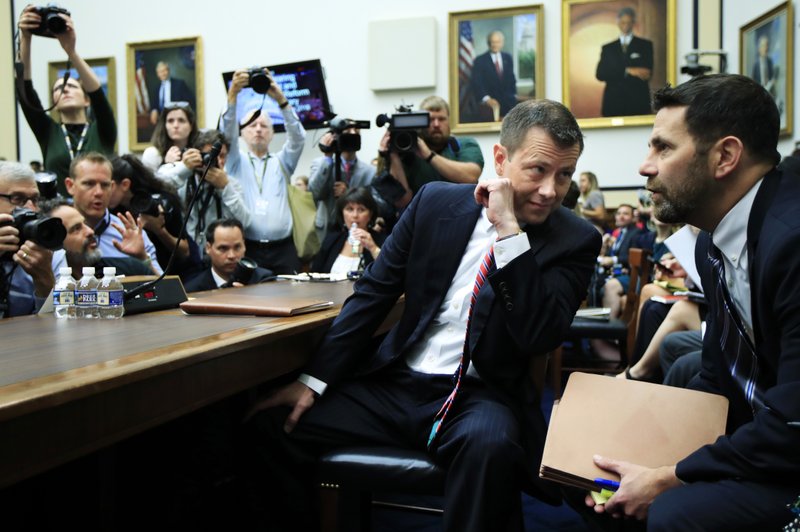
[0,279,402,489]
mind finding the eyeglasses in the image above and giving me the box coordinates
[0,193,40,207]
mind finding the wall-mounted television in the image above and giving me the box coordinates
[222,59,331,133]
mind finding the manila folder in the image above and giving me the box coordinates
[540,372,728,492]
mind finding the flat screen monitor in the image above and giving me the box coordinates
[222,59,330,133]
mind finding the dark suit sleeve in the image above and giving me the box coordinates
[88,87,117,153]
[596,42,624,82]
[476,214,601,370]
[304,187,420,385]
[470,54,491,100]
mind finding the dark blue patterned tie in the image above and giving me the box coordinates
[427,245,495,449]
[707,244,764,413]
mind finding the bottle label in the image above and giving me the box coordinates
[76,290,97,307]
[54,290,75,306]
[97,289,124,307]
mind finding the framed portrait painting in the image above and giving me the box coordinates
[562,0,676,129]
[740,2,794,136]
[448,5,544,134]
[48,57,116,124]
[126,37,203,151]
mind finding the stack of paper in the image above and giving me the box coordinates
[540,372,728,492]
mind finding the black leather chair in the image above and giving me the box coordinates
[316,355,550,532]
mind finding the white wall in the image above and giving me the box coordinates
[11,0,799,187]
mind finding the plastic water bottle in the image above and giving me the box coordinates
[53,266,76,319]
[97,267,125,319]
[348,222,361,255]
[75,266,99,319]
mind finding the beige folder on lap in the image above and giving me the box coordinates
[540,372,728,492]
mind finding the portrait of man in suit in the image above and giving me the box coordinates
[470,30,518,119]
[149,61,196,125]
[595,7,654,117]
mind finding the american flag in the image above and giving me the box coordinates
[134,52,151,115]
[459,21,475,83]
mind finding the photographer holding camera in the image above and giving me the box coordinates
[379,96,483,209]
[109,155,202,280]
[16,5,116,197]
[0,162,58,318]
[222,68,306,274]
[308,119,385,239]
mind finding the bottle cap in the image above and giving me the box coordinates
[103,267,116,275]
[82,266,95,275]
[59,267,72,276]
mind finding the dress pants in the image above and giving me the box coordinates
[248,363,528,532]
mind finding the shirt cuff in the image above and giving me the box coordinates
[298,373,327,396]
[494,233,530,269]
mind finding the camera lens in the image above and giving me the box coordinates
[392,131,415,152]
[249,71,271,94]
[45,12,67,34]
[22,217,66,250]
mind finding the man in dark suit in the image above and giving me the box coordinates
[595,7,653,117]
[578,74,800,529]
[470,30,518,118]
[751,34,777,97]
[599,203,645,319]
[248,99,601,531]
[149,61,195,125]
[183,218,272,292]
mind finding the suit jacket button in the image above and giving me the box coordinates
[506,302,514,310]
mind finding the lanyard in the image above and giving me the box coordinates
[248,153,269,194]
[61,123,89,160]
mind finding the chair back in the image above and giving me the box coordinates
[620,247,652,354]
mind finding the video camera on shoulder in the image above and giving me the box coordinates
[246,67,273,94]
[0,207,66,259]
[31,4,70,38]
[376,105,430,153]
[320,117,370,154]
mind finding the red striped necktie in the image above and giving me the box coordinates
[428,245,496,448]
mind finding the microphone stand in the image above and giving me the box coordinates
[123,141,223,302]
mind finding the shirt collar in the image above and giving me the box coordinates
[712,178,763,268]
[210,267,228,288]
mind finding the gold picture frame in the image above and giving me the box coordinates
[740,2,794,136]
[562,0,676,129]
[448,5,544,134]
[48,57,116,124]
[126,36,203,151]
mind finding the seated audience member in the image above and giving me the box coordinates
[110,155,202,280]
[617,299,702,382]
[577,171,606,229]
[65,153,162,274]
[157,129,250,252]
[43,200,153,277]
[597,203,647,318]
[245,99,601,531]
[183,219,273,292]
[576,74,799,530]
[0,161,54,317]
[309,122,389,241]
[17,7,116,196]
[222,68,305,274]
[141,103,200,175]
[379,95,483,209]
[310,187,385,274]
[633,214,676,263]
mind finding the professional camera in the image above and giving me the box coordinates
[247,67,273,94]
[376,105,430,153]
[31,4,71,38]
[319,117,371,154]
[222,258,258,287]
[129,192,174,219]
[680,52,713,77]
[0,207,66,255]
